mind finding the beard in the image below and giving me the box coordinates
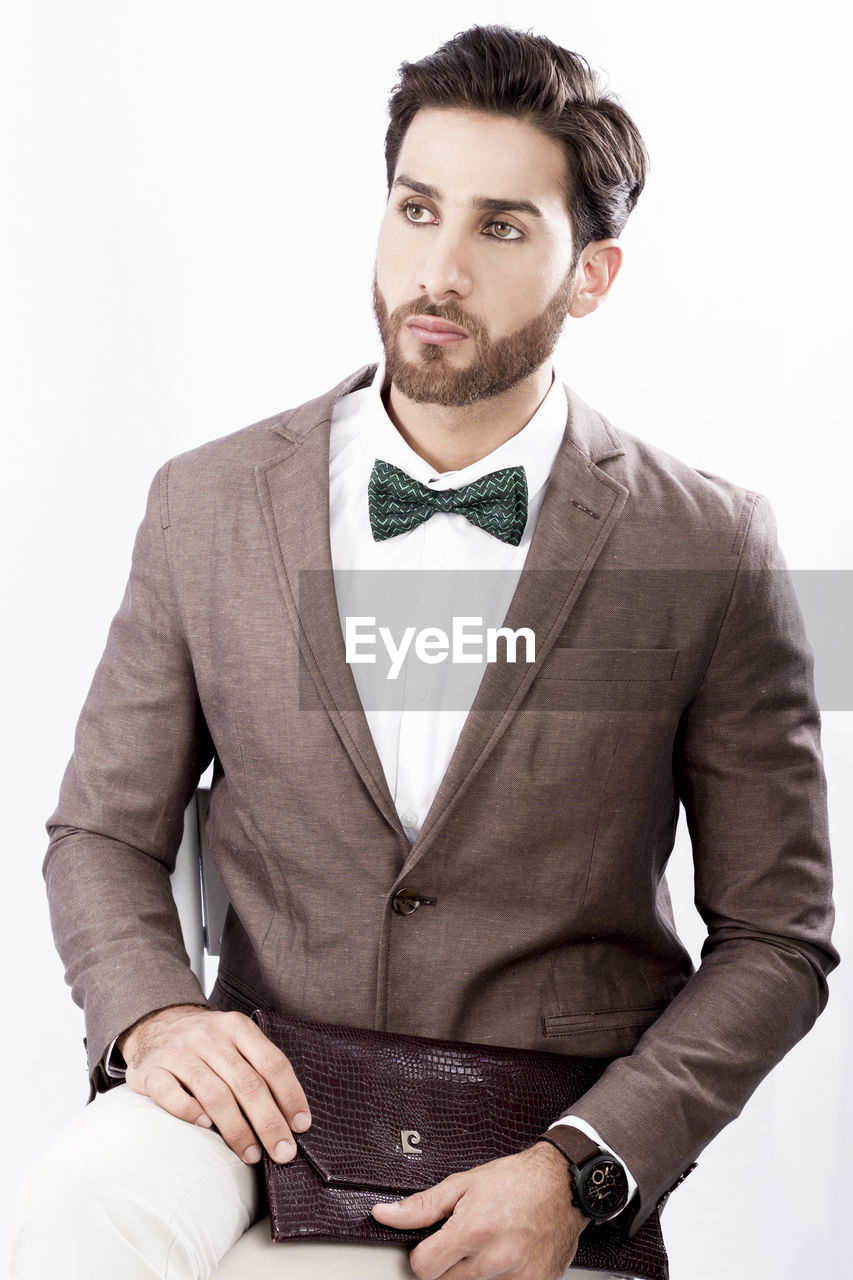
[372,267,575,408]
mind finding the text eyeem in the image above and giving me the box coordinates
[345,616,536,680]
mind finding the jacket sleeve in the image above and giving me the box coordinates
[45,465,212,1096]
[567,492,838,1232]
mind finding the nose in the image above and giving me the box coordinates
[416,226,473,303]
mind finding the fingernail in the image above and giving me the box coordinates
[291,1111,311,1132]
[195,1115,213,1128]
[242,1144,262,1164]
[274,1140,296,1163]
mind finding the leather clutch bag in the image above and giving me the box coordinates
[253,1011,668,1280]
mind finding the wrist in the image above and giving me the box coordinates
[527,1140,591,1228]
[536,1126,630,1226]
[117,1003,204,1060]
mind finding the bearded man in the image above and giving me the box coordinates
[14,23,836,1280]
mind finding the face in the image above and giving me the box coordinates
[374,108,578,407]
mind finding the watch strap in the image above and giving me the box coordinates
[537,1123,601,1168]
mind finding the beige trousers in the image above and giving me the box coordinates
[11,1085,618,1279]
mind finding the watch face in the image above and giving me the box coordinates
[577,1156,629,1219]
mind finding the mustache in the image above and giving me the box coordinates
[389,297,486,341]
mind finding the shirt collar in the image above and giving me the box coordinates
[361,360,568,504]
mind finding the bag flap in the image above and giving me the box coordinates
[254,1011,610,1194]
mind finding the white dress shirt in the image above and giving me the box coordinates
[329,361,566,843]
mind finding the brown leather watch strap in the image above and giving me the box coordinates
[536,1123,601,1167]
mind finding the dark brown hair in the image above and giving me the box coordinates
[385,25,648,261]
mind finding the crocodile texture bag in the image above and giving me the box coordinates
[253,1011,669,1280]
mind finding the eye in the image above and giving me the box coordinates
[487,221,523,241]
[403,202,436,225]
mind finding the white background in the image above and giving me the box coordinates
[2,1,851,1275]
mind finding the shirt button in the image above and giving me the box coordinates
[392,887,422,915]
[400,811,418,830]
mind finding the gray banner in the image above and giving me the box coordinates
[296,569,853,712]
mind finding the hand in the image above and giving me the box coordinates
[119,1004,311,1166]
[371,1142,588,1280]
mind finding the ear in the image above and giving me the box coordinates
[568,240,623,318]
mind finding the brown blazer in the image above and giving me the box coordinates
[46,365,837,1231]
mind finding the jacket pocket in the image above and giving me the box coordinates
[539,648,678,682]
[213,968,269,1017]
[543,1004,668,1053]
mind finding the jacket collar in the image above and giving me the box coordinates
[271,362,626,469]
[271,365,378,444]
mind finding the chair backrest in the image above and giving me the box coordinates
[170,788,229,984]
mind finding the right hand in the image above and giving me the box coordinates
[119,1004,311,1166]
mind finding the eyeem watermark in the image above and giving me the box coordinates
[346,616,536,680]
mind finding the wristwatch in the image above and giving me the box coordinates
[537,1125,630,1225]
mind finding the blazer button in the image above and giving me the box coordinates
[392,887,422,915]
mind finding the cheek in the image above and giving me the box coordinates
[525,252,570,304]
[485,278,550,335]
[486,247,564,313]
[375,228,411,300]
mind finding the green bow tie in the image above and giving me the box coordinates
[368,459,528,546]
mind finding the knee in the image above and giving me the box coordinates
[12,1141,175,1277]
[12,1094,259,1279]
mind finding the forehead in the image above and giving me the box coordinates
[394,107,571,220]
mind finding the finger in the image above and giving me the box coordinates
[373,1176,464,1229]
[192,1042,299,1164]
[407,1231,469,1280]
[411,1256,504,1280]
[231,1016,312,1131]
[127,1064,212,1129]
[173,1056,271,1164]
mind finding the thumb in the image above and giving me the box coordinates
[372,1177,463,1228]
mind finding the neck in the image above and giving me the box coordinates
[383,364,554,473]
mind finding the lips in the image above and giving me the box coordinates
[405,314,470,345]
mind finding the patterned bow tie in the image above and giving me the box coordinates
[368,459,528,546]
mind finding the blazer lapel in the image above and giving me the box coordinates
[401,386,629,870]
[255,366,408,842]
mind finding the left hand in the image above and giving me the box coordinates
[371,1142,588,1280]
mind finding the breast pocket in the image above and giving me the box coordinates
[532,648,679,711]
[540,648,678,681]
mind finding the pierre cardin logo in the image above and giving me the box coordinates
[401,1130,422,1155]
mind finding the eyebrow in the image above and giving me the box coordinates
[392,174,544,220]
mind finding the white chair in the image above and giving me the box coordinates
[171,788,227,984]
[171,791,416,1277]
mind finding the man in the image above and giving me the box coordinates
[13,23,836,1280]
